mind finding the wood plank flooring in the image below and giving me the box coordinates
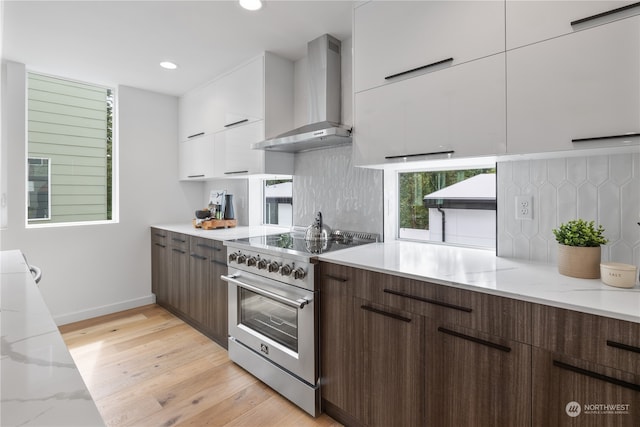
[60,304,341,427]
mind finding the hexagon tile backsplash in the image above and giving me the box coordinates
[497,152,640,267]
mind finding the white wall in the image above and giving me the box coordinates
[0,61,202,324]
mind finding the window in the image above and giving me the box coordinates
[27,73,114,225]
[398,167,496,249]
[27,158,50,220]
[263,179,292,226]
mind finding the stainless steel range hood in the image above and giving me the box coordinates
[252,34,352,153]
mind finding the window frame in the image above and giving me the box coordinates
[24,71,118,228]
[384,159,497,250]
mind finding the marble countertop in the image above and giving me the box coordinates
[1,250,105,426]
[318,241,640,324]
[151,223,289,241]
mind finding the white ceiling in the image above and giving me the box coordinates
[2,0,354,96]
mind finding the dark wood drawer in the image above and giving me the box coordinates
[190,236,226,263]
[150,227,168,246]
[533,347,640,427]
[319,261,531,344]
[167,231,189,251]
[533,305,640,374]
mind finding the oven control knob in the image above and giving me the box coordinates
[237,254,247,264]
[268,261,280,273]
[246,256,257,267]
[257,258,269,270]
[280,264,292,276]
[293,268,307,280]
[228,253,238,263]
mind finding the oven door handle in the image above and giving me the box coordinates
[221,273,312,309]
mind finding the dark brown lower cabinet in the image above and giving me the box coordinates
[532,347,640,427]
[425,319,531,427]
[207,256,228,348]
[151,230,228,348]
[151,229,169,305]
[321,267,423,427]
[320,261,533,427]
[168,245,189,314]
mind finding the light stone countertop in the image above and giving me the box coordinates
[150,225,640,323]
[317,241,640,324]
[1,250,105,426]
[150,223,290,240]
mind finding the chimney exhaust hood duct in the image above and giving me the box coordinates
[252,34,352,153]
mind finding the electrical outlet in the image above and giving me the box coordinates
[515,195,533,220]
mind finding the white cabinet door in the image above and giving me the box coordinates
[507,0,640,50]
[219,120,293,177]
[354,54,506,167]
[507,16,640,154]
[178,134,222,181]
[354,0,504,93]
[178,89,207,142]
[208,56,264,134]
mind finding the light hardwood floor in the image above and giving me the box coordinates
[60,304,341,427]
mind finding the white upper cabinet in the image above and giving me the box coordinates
[178,52,294,142]
[354,54,506,167]
[207,56,264,134]
[353,0,505,93]
[218,120,293,177]
[178,133,223,181]
[178,52,294,178]
[507,0,640,50]
[507,16,640,154]
[178,89,207,141]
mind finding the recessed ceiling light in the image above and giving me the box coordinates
[160,61,178,70]
[239,0,262,11]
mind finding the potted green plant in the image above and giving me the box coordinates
[552,219,608,279]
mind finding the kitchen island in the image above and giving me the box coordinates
[1,250,104,427]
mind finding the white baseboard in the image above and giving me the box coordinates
[54,294,157,326]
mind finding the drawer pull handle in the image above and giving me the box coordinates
[324,274,348,282]
[187,174,205,178]
[172,248,186,254]
[197,243,221,251]
[553,360,640,392]
[154,243,166,248]
[224,119,249,128]
[570,2,640,26]
[384,57,454,80]
[438,327,511,353]
[187,132,205,139]
[606,340,640,355]
[224,170,249,175]
[572,132,640,143]
[154,232,167,238]
[211,259,227,267]
[190,253,207,260]
[385,150,455,160]
[361,305,412,323]
[383,289,472,313]
[172,237,186,243]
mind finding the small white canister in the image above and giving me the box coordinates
[600,262,638,288]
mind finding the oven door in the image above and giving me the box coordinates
[223,270,317,385]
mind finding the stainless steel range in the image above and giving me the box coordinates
[222,216,378,417]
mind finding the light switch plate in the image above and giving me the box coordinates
[515,195,533,220]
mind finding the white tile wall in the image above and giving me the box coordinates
[293,145,383,235]
[497,152,640,268]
